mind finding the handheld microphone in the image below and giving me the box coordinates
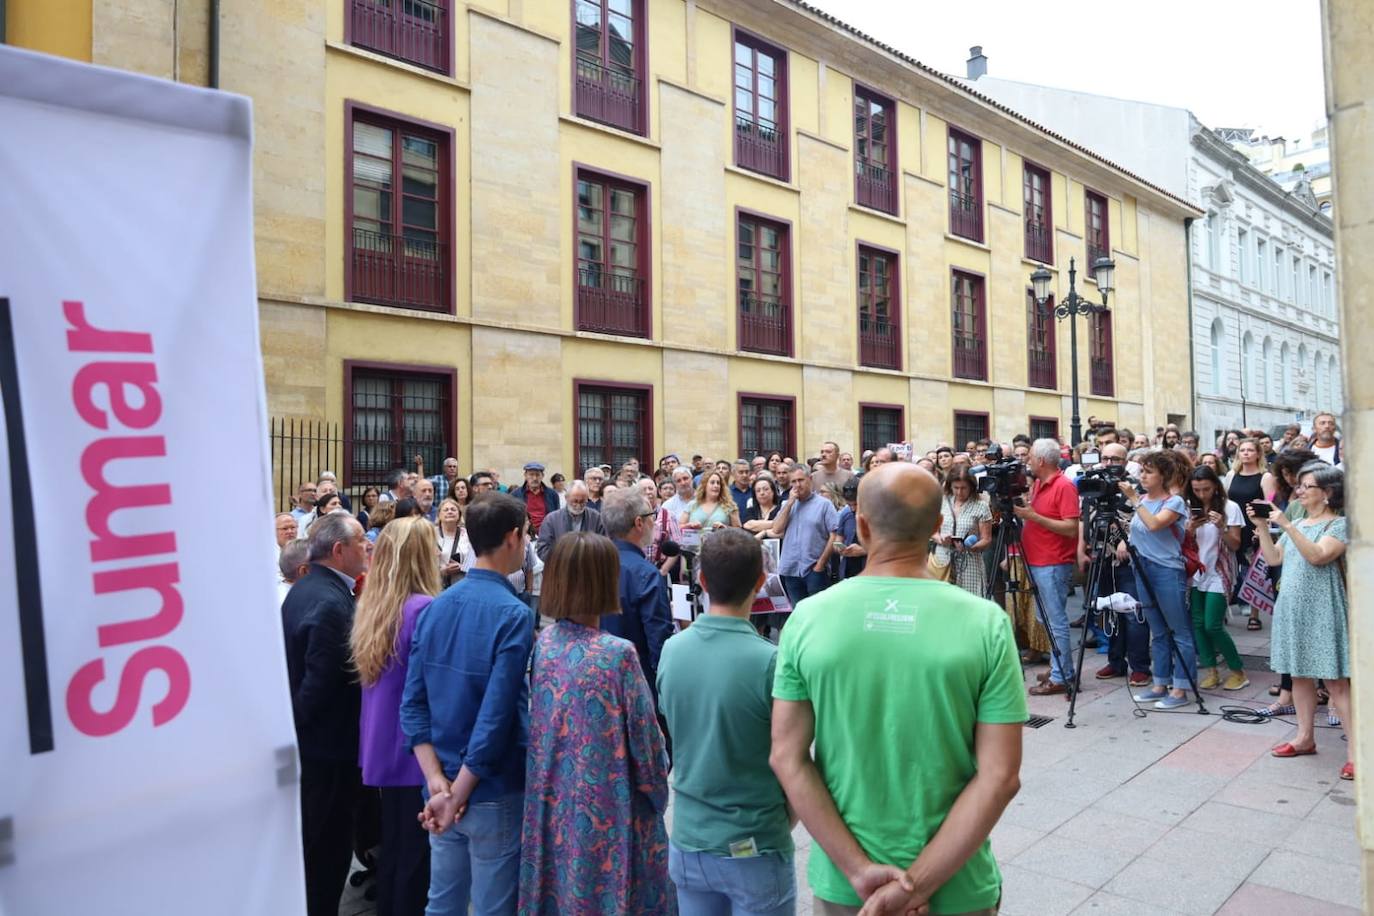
[659,540,682,558]
[963,534,980,549]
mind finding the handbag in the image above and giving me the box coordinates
[1170,511,1203,579]
[927,498,955,581]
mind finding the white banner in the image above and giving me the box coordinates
[0,47,304,915]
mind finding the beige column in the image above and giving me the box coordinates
[1320,0,1373,907]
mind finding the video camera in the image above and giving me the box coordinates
[1076,451,1140,512]
[970,443,1029,506]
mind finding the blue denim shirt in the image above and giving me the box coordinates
[401,568,534,801]
[602,539,674,697]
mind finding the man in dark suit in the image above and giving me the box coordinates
[281,513,370,916]
[534,480,606,562]
[599,488,673,700]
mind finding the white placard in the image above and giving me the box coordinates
[0,46,303,915]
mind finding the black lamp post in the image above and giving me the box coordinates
[1030,256,1115,447]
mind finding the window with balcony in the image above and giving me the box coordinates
[350,0,450,73]
[573,0,646,135]
[1256,238,1267,291]
[575,381,650,472]
[857,244,900,370]
[1307,264,1317,311]
[1237,228,1248,283]
[860,404,904,455]
[1274,246,1284,298]
[953,411,989,449]
[951,270,986,380]
[733,32,789,181]
[1085,189,1109,268]
[576,169,649,337]
[737,213,791,355]
[348,110,449,312]
[854,85,897,215]
[947,128,982,242]
[1291,256,1301,304]
[1089,309,1114,397]
[1023,161,1052,263]
[1026,290,1056,389]
[739,395,794,458]
[1029,416,1060,442]
[347,363,453,486]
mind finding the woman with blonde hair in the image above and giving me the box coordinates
[435,496,469,588]
[351,516,442,916]
[680,469,740,531]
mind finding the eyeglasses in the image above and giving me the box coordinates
[1293,483,1312,492]
[639,511,657,520]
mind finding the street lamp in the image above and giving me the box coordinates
[1030,256,1115,447]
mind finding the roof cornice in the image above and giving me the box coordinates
[1191,126,1332,234]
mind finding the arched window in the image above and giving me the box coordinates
[1313,349,1324,409]
[1280,342,1292,405]
[1327,355,1340,413]
[1242,332,1255,399]
[1210,318,1226,395]
[1259,337,1272,402]
[1298,343,1308,403]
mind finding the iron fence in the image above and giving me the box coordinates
[269,416,450,512]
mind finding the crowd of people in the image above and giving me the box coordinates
[271,411,1348,915]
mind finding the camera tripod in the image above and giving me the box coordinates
[1069,504,1207,727]
[983,506,1074,714]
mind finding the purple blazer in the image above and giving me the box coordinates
[359,593,433,787]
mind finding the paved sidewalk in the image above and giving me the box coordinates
[341,621,1358,915]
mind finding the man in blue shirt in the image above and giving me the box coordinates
[771,463,839,607]
[599,488,674,702]
[402,492,534,916]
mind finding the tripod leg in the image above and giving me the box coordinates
[1066,552,1108,727]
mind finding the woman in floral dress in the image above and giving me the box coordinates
[518,532,674,915]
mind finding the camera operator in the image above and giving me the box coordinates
[1013,438,1082,696]
[1081,443,1150,686]
[1119,450,1198,709]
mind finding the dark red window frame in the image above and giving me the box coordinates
[947,126,983,242]
[854,84,898,215]
[859,402,905,455]
[572,0,648,135]
[343,360,456,489]
[732,28,789,182]
[345,102,453,314]
[574,164,651,338]
[953,411,990,450]
[573,379,653,474]
[857,242,901,370]
[951,269,987,381]
[1085,189,1110,269]
[736,208,793,357]
[738,393,796,459]
[1089,309,1114,397]
[1027,289,1057,390]
[1029,415,1060,442]
[347,0,451,74]
[1023,160,1053,263]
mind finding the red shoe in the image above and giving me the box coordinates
[1271,742,1317,758]
[1128,672,1151,687]
[1341,762,1355,780]
[1095,665,1124,680]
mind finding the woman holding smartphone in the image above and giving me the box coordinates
[1249,464,1351,779]
[1184,467,1247,691]
[1225,439,1267,631]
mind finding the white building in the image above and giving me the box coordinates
[961,58,1340,444]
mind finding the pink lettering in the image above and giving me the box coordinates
[66,646,191,737]
[72,361,162,430]
[93,562,183,648]
[80,435,177,563]
[64,300,153,354]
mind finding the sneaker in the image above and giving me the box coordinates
[1134,689,1167,703]
[1155,693,1190,710]
[1129,671,1151,687]
[1198,669,1221,690]
[1222,672,1250,691]
[1095,665,1124,680]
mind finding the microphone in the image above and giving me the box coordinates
[659,540,682,557]
[963,534,980,549]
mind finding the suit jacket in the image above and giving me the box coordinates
[602,539,674,700]
[281,563,361,763]
[534,506,607,562]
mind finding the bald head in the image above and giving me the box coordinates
[857,463,943,548]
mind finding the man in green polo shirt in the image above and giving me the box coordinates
[771,463,1027,916]
[658,527,798,915]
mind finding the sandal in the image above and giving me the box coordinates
[1272,742,1317,758]
[1247,617,1262,631]
[1256,703,1296,718]
[1341,762,1354,780]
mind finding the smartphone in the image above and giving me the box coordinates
[1250,500,1273,519]
[1191,507,1204,519]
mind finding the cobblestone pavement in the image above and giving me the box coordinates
[340,617,1359,915]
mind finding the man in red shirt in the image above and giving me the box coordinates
[1013,438,1081,696]
[510,461,560,535]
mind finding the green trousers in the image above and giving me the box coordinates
[1190,588,1243,672]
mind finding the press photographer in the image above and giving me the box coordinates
[1013,439,1082,697]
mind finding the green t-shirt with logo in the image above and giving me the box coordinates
[773,576,1027,912]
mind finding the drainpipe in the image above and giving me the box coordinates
[209,0,219,88]
[1184,217,1198,431]
[1,0,7,44]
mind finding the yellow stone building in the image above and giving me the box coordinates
[7,0,1201,490]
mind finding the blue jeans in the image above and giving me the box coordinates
[780,569,829,609]
[1027,562,1074,685]
[426,792,522,916]
[1104,564,1150,674]
[669,843,796,916]
[1133,556,1196,691]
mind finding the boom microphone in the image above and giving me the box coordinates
[659,540,682,557]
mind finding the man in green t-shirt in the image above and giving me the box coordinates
[659,527,796,914]
[771,463,1027,916]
